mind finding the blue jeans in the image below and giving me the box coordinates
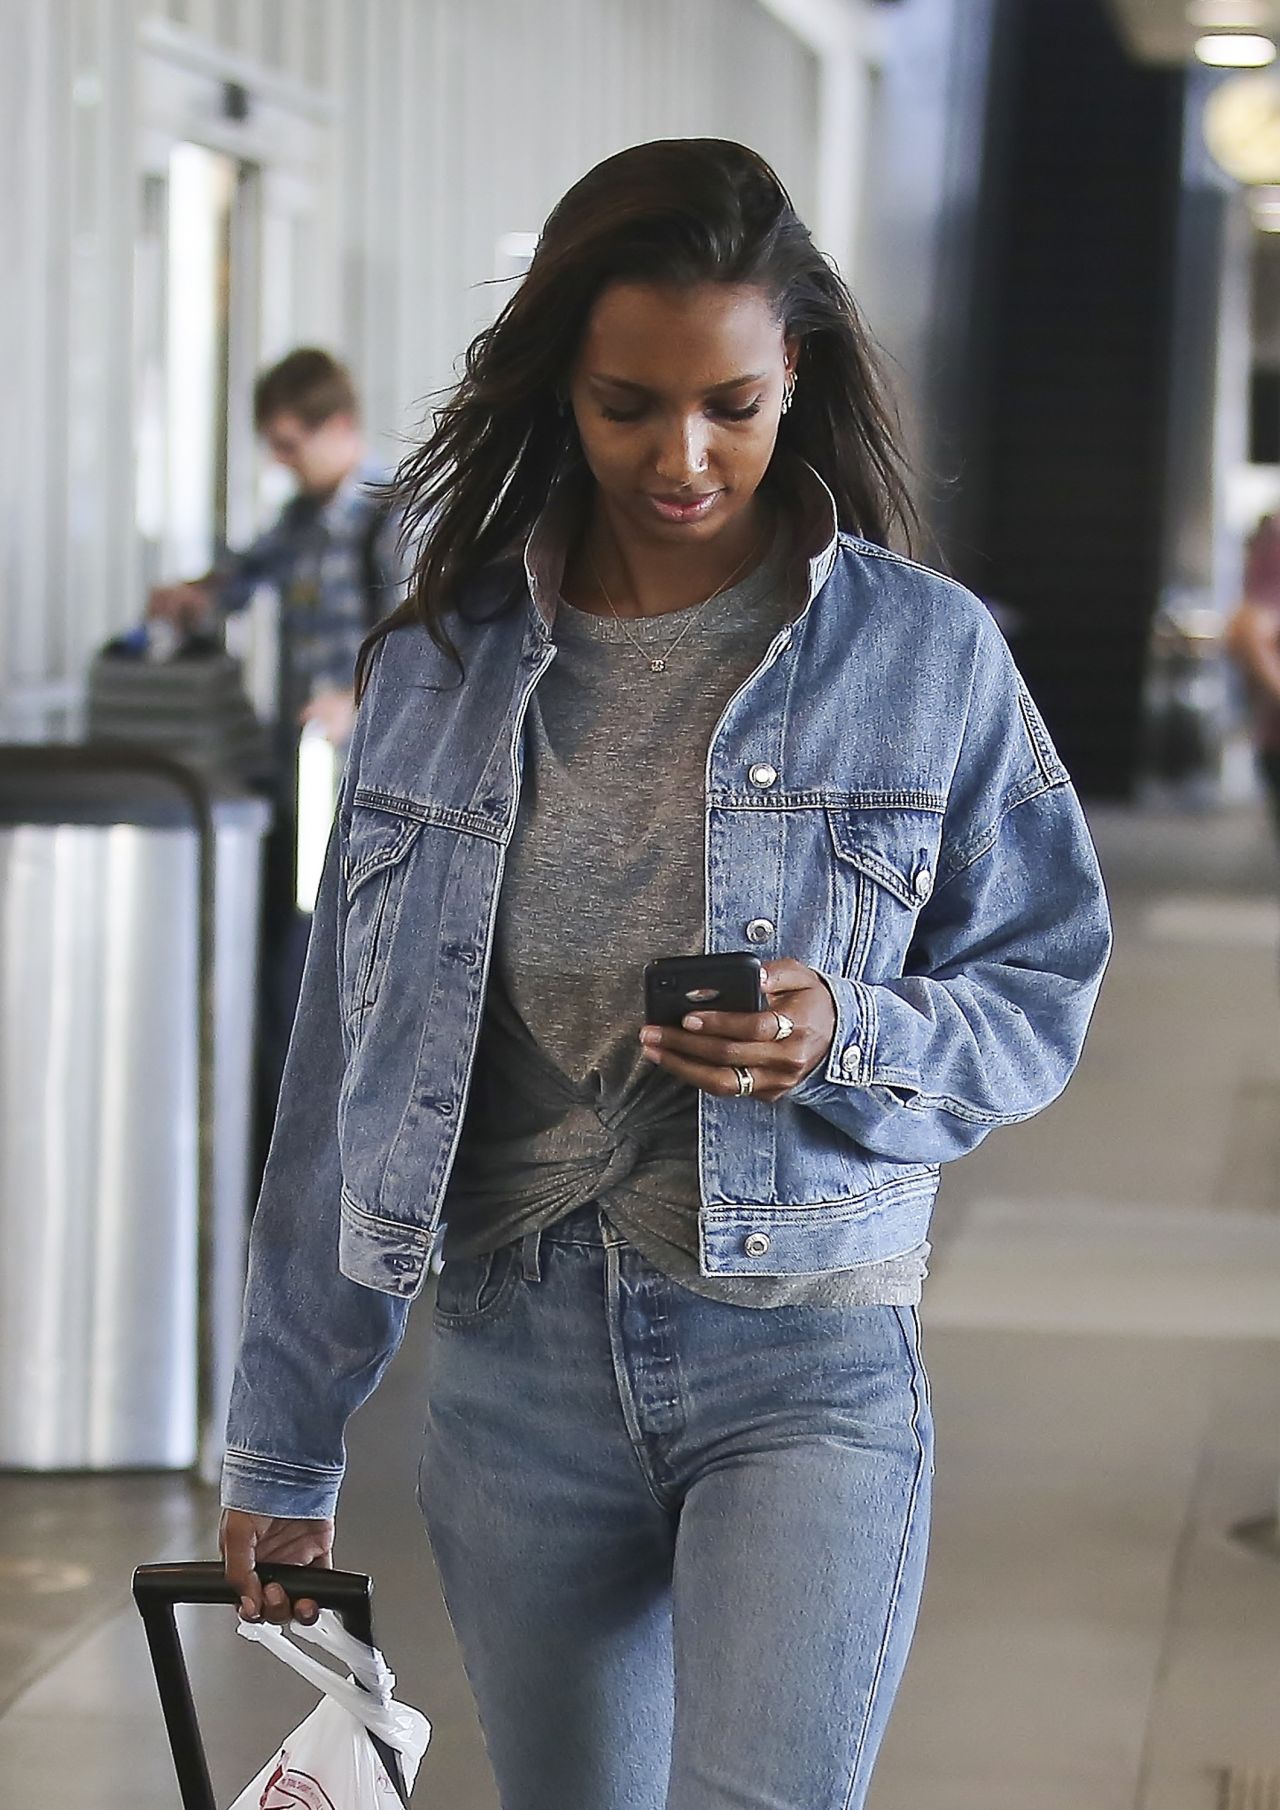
[417,1203,933,1810]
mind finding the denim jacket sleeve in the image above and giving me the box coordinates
[790,615,1112,1164]
[221,696,411,1521]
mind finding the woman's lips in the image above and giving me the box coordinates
[646,491,722,523]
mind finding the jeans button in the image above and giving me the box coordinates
[841,1045,862,1076]
[748,762,778,788]
[743,1232,771,1258]
[745,918,774,944]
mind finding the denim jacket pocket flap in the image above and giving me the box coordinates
[344,802,425,901]
[826,807,943,909]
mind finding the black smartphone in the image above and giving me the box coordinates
[643,953,765,1029]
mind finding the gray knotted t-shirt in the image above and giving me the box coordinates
[444,542,929,1306]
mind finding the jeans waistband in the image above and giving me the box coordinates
[517,1201,620,1282]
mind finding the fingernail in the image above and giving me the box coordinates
[682,1014,703,1030]
[639,1028,660,1046]
[240,1597,258,1619]
[640,1046,660,1062]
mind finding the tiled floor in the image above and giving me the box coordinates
[3,802,1280,1808]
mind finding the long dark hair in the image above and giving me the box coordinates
[358,138,919,694]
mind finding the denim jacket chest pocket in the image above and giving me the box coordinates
[825,805,944,981]
[342,801,427,1020]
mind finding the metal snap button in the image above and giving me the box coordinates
[841,1045,862,1075]
[748,762,779,789]
[745,918,774,944]
[743,1232,771,1257]
[914,867,933,901]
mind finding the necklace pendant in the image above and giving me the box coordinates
[650,657,667,673]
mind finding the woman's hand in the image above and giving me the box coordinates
[638,957,836,1102]
[220,1508,334,1626]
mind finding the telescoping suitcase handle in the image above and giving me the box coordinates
[132,1561,409,1809]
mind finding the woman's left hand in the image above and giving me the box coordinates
[638,957,836,1102]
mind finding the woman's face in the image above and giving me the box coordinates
[568,280,796,545]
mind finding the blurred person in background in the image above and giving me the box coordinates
[218,141,1110,1810]
[149,346,403,1174]
[1227,509,1280,842]
[149,346,399,748]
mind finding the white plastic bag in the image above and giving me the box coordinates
[228,1609,430,1808]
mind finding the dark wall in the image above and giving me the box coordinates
[853,0,1002,567]
[956,0,1184,799]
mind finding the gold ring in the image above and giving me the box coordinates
[772,1011,795,1041]
[733,1066,754,1096]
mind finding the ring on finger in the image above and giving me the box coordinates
[733,1065,754,1097]
[772,1011,795,1041]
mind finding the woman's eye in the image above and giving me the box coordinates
[599,398,763,425]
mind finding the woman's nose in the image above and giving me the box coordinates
[653,416,710,486]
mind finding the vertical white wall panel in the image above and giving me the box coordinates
[66,0,106,678]
[4,2,75,706]
[341,0,822,457]
[65,0,139,673]
[1,0,835,713]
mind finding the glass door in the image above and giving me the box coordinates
[135,142,260,586]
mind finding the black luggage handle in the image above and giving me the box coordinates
[133,1562,409,1808]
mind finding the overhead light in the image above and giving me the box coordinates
[1195,32,1278,64]
[1203,72,1280,182]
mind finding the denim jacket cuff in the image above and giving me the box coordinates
[789,970,879,1094]
[221,1448,344,1521]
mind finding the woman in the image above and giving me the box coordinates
[221,140,1111,1810]
[1226,511,1280,843]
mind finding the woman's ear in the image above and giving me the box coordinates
[780,336,801,415]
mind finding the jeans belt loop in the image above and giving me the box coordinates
[520,1226,543,1282]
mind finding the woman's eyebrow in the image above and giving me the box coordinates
[588,371,768,395]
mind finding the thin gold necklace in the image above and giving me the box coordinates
[585,530,768,674]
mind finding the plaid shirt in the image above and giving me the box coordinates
[217,461,406,719]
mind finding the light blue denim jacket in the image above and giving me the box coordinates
[221,464,1110,1519]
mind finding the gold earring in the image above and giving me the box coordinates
[781,375,796,416]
